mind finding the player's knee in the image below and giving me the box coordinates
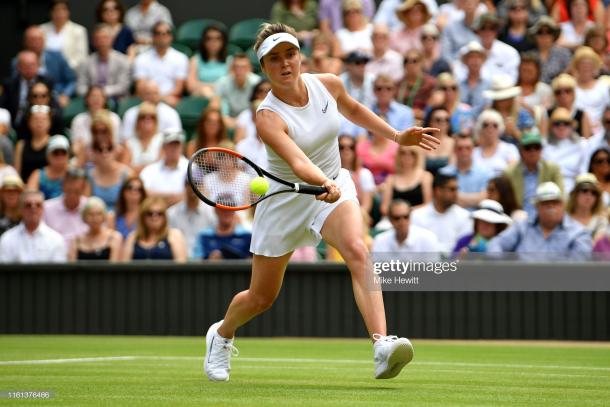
[342,238,368,265]
[249,291,277,313]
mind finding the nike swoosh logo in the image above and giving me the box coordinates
[273,37,279,41]
[322,101,328,113]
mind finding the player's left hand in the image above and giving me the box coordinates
[396,127,441,151]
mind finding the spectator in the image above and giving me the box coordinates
[440,0,479,61]
[487,181,592,257]
[76,24,131,99]
[0,51,54,131]
[572,46,609,135]
[215,53,262,118]
[548,73,591,139]
[20,26,76,106]
[95,0,136,56]
[529,16,572,84]
[587,147,610,207]
[124,0,173,46]
[110,176,147,239]
[517,53,553,122]
[372,74,415,132]
[339,51,375,107]
[0,146,18,182]
[495,0,547,27]
[497,0,537,53]
[186,108,228,157]
[431,72,475,136]
[583,25,610,75]
[126,102,163,173]
[372,199,439,253]
[27,134,70,200]
[373,0,404,31]
[389,0,431,55]
[441,134,492,210]
[122,196,186,261]
[365,24,403,82]
[567,172,608,238]
[356,123,398,185]
[40,0,88,70]
[234,79,271,144]
[557,0,595,50]
[186,24,229,98]
[396,49,436,120]
[270,0,319,44]
[457,41,490,117]
[309,32,343,74]
[453,199,512,255]
[43,167,88,245]
[140,128,188,206]
[68,196,122,261]
[335,0,374,56]
[338,134,375,214]
[133,21,187,107]
[120,80,182,142]
[14,105,51,181]
[0,109,13,165]
[484,74,536,144]
[422,107,454,175]
[71,87,122,165]
[167,177,216,259]
[472,109,520,176]
[504,131,564,219]
[551,0,604,24]
[0,175,24,236]
[194,198,252,260]
[410,172,473,253]
[436,0,488,31]
[319,0,375,33]
[543,107,589,192]
[88,120,133,209]
[486,175,528,221]
[420,24,451,77]
[0,189,66,263]
[17,81,65,139]
[381,145,432,217]
[236,102,268,170]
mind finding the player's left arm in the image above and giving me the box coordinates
[316,74,440,151]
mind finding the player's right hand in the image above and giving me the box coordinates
[316,179,341,203]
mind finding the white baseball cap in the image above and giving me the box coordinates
[47,134,70,154]
[534,182,563,203]
[256,32,300,62]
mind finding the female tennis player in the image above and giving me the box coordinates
[204,23,440,381]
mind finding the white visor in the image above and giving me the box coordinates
[256,32,300,62]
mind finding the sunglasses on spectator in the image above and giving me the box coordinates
[442,186,458,192]
[93,145,113,153]
[592,157,610,165]
[536,29,554,36]
[390,214,410,221]
[554,88,573,95]
[138,114,156,121]
[432,117,450,123]
[145,210,165,218]
[375,86,394,92]
[92,127,109,134]
[153,30,172,36]
[552,121,572,127]
[577,188,599,196]
[479,26,497,32]
[439,85,457,91]
[50,149,68,156]
[23,201,43,209]
[523,144,542,151]
[509,5,527,11]
[421,35,438,41]
[404,58,420,65]
[339,144,355,151]
[482,122,499,129]
[126,184,143,191]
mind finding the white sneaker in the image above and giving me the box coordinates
[204,320,238,381]
[373,334,414,379]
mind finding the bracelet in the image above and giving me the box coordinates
[393,131,400,143]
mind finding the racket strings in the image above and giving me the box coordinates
[191,151,260,208]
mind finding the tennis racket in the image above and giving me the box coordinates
[187,147,328,211]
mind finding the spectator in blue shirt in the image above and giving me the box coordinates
[487,182,592,258]
[194,196,252,260]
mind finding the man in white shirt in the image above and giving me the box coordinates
[121,80,182,142]
[411,172,473,253]
[124,0,173,45]
[372,199,440,254]
[365,24,403,83]
[0,190,66,263]
[167,178,217,259]
[133,21,187,107]
[140,128,189,206]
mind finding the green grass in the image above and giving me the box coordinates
[1,336,609,406]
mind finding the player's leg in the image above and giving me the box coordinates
[204,252,292,381]
[320,200,386,337]
[321,200,413,379]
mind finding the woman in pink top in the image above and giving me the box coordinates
[356,127,398,185]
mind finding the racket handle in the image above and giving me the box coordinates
[296,184,328,195]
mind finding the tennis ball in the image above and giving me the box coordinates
[250,177,269,195]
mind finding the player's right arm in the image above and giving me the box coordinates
[255,109,340,203]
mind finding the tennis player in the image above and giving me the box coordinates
[204,23,440,381]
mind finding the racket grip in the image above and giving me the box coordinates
[296,184,328,195]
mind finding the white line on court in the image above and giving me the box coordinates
[0,356,609,373]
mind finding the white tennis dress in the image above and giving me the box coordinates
[251,73,359,257]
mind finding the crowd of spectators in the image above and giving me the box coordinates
[1,0,610,263]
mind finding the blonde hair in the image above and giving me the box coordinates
[136,196,168,240]
[395,145,424,172]
[81,196,107,221]
[566,182,604,216]
[91,109,116,145]
[570,46,602,73]
[551,73,577,90]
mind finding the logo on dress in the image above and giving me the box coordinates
[322,100,329,114]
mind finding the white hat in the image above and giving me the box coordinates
[459,41,486,62]
[0,108,10,126]
[483,74,521,100]
[162,128,186,144]
[472,199,513,225]
[47,134,70,154]
[534,182,563,203]
[256,32,300,62]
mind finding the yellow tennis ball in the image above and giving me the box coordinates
[250,177,269,195]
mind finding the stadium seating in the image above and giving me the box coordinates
[176,18,227,51]
[117,96,142,118]
[229,18,267,51]
[246,47,262,74]
[176,96,210,139]
[62,96,86,128]
[172,42,193,57]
